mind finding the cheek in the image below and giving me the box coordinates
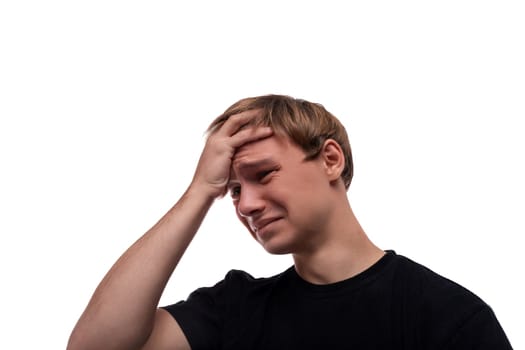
[282,183,331,225]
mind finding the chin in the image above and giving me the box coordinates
[260,239,295,255]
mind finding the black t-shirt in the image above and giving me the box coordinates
[163,251,512,349]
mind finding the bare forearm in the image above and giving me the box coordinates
[68,111,272,350]
[68,184,214,350]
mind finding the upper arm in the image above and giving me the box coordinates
[141,308,191,350]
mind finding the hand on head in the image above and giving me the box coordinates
[191,110,273,199]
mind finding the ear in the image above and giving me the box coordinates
[320,139,345,183]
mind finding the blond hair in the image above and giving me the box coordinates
[208,94,353,189]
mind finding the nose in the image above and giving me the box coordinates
[237,185,265,218]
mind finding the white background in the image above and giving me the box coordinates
[1,1,523,348]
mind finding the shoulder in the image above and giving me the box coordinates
[221,267,292,296]
[393,254,484,304]
[391,254,486,316]
[391,253,511,348]
[178,267,292,305]
[160,268,293,349]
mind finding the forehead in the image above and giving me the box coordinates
[231,134,300,172]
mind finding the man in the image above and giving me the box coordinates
[68,95,512,349]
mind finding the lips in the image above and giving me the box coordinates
[251,217,281,234]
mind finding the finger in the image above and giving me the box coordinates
[229,126,273,148]
[218,110,262,137]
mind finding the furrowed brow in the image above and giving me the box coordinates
[226,178,240,188]
[235,158,276,171]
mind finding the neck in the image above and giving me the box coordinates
[292,204,384,285]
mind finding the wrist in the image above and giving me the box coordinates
[187,180,222,203]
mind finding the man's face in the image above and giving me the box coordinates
[228,131,334,255]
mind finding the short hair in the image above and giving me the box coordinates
[207,94,353,189]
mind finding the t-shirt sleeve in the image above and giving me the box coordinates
[161,270,244,350]
[444,305,513,350]
[162,287,221,349]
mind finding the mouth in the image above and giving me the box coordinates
[251,217,282,235]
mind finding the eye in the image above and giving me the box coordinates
[229,186,241,199]
[257,169,276,181]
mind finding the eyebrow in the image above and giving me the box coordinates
[228,158,277,186]
[234,158,277,171]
